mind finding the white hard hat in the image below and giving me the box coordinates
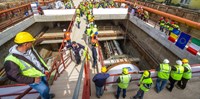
[63,29,66,32]
[87,25,90,28]
[163,59,169,64]
[94,24,97,28]
[176,60,182,65]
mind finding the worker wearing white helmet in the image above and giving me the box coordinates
[166,60,188,92]
[155,59,171,93]
[177,59,192,90]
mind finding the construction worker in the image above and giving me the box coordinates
[92,24,98,36]
[63,29,71,45]
[66,41,85,65]
[91,36,98,68]
[76,15,81,29]
[115,68,131,99]
[85,25,92,44]
[155,59,171,93]
[4,32,55,99]
[143,10,149,22]
[93,66,110,98]
[166,60,188,92]
[159,17,165,32]
[177,59,192,89]
[132,70,153,99]
[168,20,175,36]
[76,7,80,16]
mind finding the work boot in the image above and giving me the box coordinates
[122,95,126,98]
[115,95,119,99]
[50,93,55,98]
[166,86,172,92]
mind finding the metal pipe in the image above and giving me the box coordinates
[113,40,123,55]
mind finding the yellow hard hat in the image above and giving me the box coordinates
[182,59,189,63]
[122,68,129,75]
[14,32,36,44]
[143,70,149,77]
[101,66,107,73]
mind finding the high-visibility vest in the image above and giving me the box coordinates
[76,9,80,14]
[182,63,192,79]
[158,63,171,80]
[171,65,184,81]
[118,74,131,89]
[4,52,48,77]
[159,20,165,26]
[64,32,70,40]
[139,75,153,92]
[76,17,80,22]
[88,14,92,21]
[86,28,92,36]
[92,27,98,35]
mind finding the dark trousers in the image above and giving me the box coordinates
[134,89,144,99]
[92,47,97,68]
[95,86,104,97]
[75,54,81,65]
[77,22,80,29]
[160,26,164,32]
[168,76,178,92]
[116,86,126,98]
[177,78,189,89]
[155,78,168,93]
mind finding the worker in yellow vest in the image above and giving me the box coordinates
[155,59,171,93]
[166,60,188,92]
[115,68,131,99]
[4,32,55,99]
[76,7,80,16]
[76,15,81,29]
[85,25,92,44]
[132,70,153,99]
[177,59,192,89]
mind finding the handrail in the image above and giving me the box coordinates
[114,0,200,30]
[72,56,87,99]
[0,3,32,31]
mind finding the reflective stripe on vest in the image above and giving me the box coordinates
[158,63,171,80]
[5,54,45,77]
[139,76,153,92]
[118,74,131,89]
[171,65,184,81]
[32,47,49,70]
[183,64,192,79]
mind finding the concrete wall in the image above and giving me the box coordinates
[0,16,35,46]
[34,9,75,22]
[128,15,200,64]
[93,8,128,20]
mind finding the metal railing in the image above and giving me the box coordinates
[0,3,33,32]
[72,49,91,99]
[104,64,200,90]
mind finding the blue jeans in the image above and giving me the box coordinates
[134,89,144,99]
[95,86,104,97]
[156,78,168,93]
[29,76,50,99]
[116,86,126,98]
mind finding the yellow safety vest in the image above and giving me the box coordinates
[139,75,153,92]
[171,65,184,81]
[182,63,192,79]
[5,54,46,77]
[158,63,171,80]
[118,74,131,89]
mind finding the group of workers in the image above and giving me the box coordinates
[92,58,192,99]
[129,3,150,23]
[3,1,192,99]
[159,17,180,35]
